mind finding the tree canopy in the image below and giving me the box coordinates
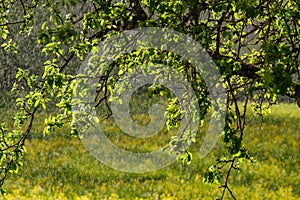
[0,0,299,199]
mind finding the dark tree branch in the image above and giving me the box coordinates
[19,0,27,15]
[0,20,25,27]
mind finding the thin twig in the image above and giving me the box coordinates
[0,20,25,27]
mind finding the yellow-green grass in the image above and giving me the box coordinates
[0,103,299,199]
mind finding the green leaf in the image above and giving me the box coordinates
[0,188,6,195]
[34,100,40,108]
[118,69,124,76]
[16,68,25,81]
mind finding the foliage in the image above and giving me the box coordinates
[0,0,300,199]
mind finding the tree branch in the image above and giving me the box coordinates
[0,20,25,27]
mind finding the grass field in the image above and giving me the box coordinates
[0,102,299,200]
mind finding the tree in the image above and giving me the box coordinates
[0,0,299,199]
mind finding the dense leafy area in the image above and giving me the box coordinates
[0,0,299,199]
